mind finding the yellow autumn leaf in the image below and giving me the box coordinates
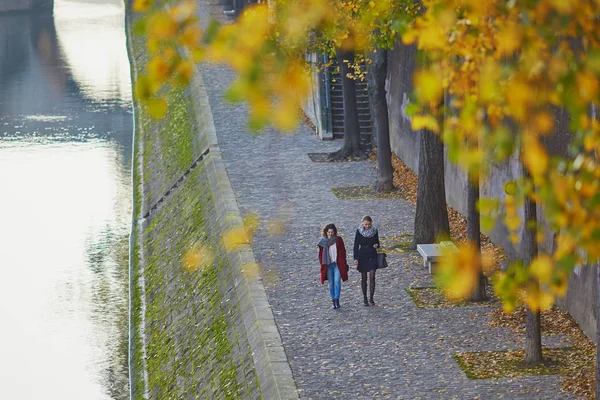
[509,233,520,244]
[174,60,194,86]
[132,0,152,13]
[168,0,196,23]
[243,213,260,234]
[182,243,214,272]
[401,30,417,45]
[181,25,202,48]
[504,214,521,232]
[437,242,479,301]
[147,12,178,40]
[506,80,535,121]
[222,226,251,250]
[147,98,167,119]
[530,254,553,284]
[553,233,576,261]
[576,71,599,102]
[148,56,171,81]
[550,273,569,297]
[522,134,549,179]
[414,70,443,105]
[531,111,555,135]
[538,290,555,311]
[273,100,300,132]
[495,23,522,57]
[411,115,440,133]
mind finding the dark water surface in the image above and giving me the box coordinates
[0,1,132,398]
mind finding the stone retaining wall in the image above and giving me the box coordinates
[127,10,298,400]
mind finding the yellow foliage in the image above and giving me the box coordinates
[174,60,194,86]
[530,254,553,283]
[148,56,171,81]
[411,115,440,133]
[495,23,522,57]
[525,285,555,312]
[437,242,479,301]
[553,233,576,261]
[132,0,152,13]
[222,226,251,251]
[273,100,301,131]
[181,26,202,48]
[531,111,555,135]
[147,97,167,119]
[147,12,178,40]
[576,71,599,102]
[414,70,444,106]
[522,134,549,180]
[182,242,214,272]
[549,270,569,297]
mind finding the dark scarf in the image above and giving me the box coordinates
[318,235,338,265]
[358,225,377,238]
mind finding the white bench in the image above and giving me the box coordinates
[416,241,459,274]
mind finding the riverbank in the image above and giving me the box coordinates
[126,9,298,400]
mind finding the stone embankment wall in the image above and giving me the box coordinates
[127,11,298,400]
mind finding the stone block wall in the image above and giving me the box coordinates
[127,10,298,400]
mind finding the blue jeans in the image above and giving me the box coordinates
[327,263,341,300]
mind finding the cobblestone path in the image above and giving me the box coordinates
[194,3,576,398]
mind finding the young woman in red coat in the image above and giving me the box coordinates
[317,223,348,309]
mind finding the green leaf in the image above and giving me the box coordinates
[504,181,517,195]
[404,102,420,116]
[478,198,499,214]
[133,18,147,37]
[202,19,222,45]
[481,215,496,232]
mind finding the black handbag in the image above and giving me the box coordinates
[377,252,388,269]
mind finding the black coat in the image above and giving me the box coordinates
[353,230,380,272]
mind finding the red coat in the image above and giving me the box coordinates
[318,237,349,284]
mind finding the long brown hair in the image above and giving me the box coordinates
[322,223,337,237]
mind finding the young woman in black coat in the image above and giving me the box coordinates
[353,216,380,306]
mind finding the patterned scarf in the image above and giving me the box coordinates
[358,225,377,238]
[318,235,338,265]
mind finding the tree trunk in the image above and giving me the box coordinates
[412,126,450,246]
[328,49,366,161]
[468,172,488,301]
[522,172,543,365]
[367,48,394,192]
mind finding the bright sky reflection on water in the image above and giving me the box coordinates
[0,0,132,399]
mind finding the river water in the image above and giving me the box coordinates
[0,1,132,399]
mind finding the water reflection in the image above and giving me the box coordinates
[0,1,132,399]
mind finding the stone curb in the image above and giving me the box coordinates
[190,66,300,400]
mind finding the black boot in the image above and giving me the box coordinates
[335,299,340,309]
[362,279,369,306]
[332,299,337,309]
[363,296,369,306]
[370,276,376,306]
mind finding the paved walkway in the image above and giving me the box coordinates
[195,3,576,399]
